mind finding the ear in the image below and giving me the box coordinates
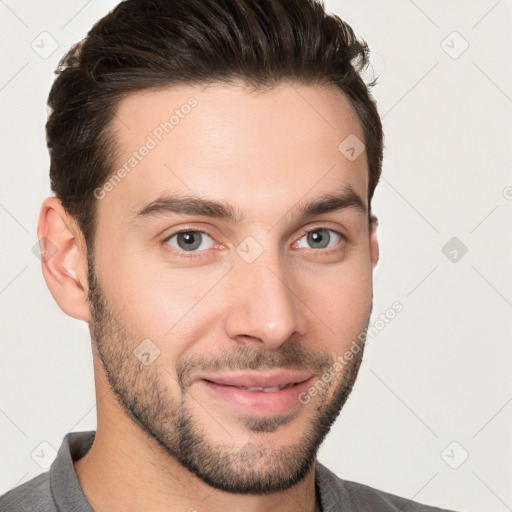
[36,196,91,322]
[369,214,379,269]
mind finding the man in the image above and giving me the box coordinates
[0,0,460,510]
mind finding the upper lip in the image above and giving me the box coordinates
[195,370,314,389]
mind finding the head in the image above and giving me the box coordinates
[39,0,382,495]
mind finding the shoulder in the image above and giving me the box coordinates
[0,471,56,512]
[316,462,461,512]
[340,478,457,511]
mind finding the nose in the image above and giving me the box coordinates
[223,248,308,350]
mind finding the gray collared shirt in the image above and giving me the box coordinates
[0,430,460,511]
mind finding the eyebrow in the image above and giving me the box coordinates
[131,185,367,225]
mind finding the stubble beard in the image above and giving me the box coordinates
[86,257,368,494]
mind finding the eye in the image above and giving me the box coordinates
[163,230,215,253]
[295,228,343,250]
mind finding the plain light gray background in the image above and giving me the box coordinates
[0,1,511,511]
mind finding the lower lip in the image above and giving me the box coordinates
[197,377,315,416]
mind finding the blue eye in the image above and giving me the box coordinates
[296,228,342,250]
[164,231,215,252]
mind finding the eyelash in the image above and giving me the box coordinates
[161,226,345,258]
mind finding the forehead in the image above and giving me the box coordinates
[101,82,369,224]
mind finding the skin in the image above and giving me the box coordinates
[38,81,379,512]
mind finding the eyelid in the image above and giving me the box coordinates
[296,224,345,239]
[161,225,219,243]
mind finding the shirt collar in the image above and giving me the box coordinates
[49,430,95,512]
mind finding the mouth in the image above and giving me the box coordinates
[203,381,296,392]
[194,371,315,416]
[195,369,314,389]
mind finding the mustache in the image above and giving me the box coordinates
[176,342,333,389]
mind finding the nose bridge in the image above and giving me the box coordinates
[224,241,306,347]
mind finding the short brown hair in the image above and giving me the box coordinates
[46,0,383,252]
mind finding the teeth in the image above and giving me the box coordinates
[243,385,289,392]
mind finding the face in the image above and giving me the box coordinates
[86,81,378,494]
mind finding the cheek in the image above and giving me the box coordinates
[101,254,227,354]
[299,263,372,338]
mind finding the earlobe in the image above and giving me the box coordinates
[370,214,379,268]
[37,197,91,322]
